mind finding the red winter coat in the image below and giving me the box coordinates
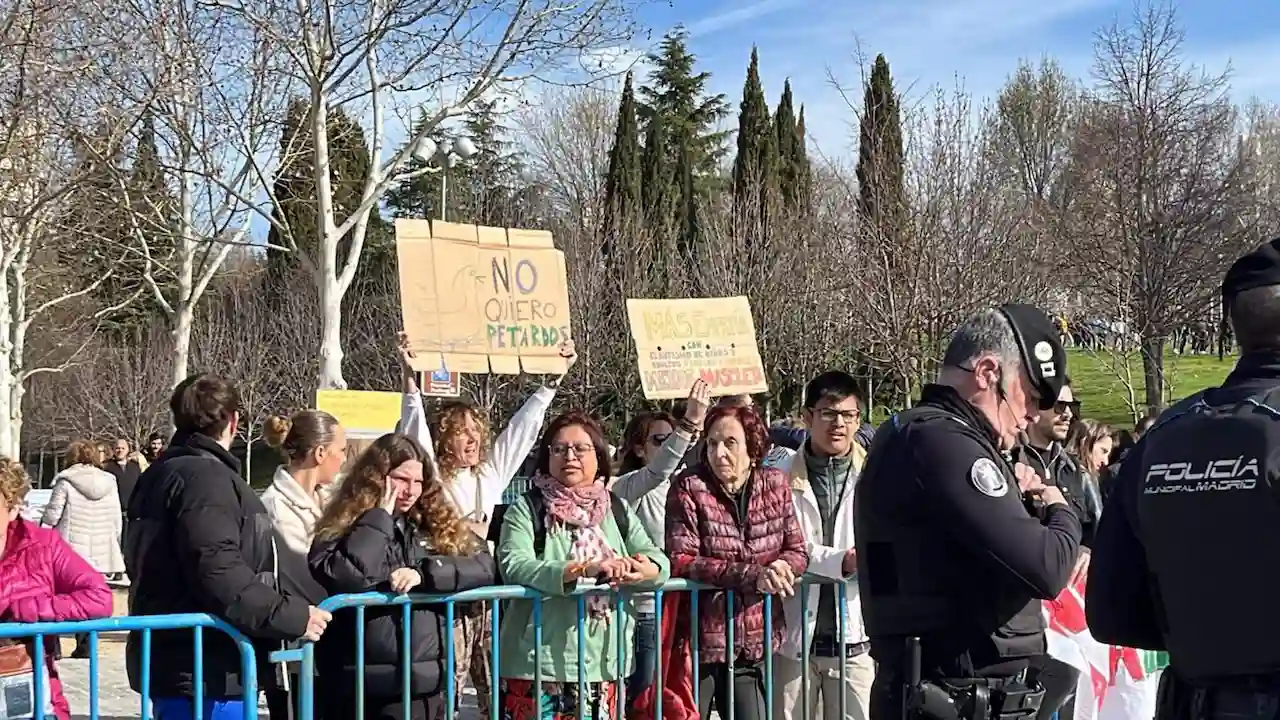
[0,517,114,720]
[665,465,808,664]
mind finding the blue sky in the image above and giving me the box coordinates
[628,0,1280,159]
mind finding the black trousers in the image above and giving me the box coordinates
[697,661,766,720]
[1031,656,1079,720]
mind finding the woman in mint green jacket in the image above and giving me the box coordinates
[497,410,670,720]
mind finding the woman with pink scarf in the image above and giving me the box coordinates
[496,410,670,720]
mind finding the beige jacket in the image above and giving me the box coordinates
[41,464,124,574]
[260,466,333,557]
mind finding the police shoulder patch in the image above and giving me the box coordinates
[970,457,1008,498]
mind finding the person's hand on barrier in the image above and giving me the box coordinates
[684,379,712,427]
[841,548,857,576]
[390,568,422,595]
[379,478,397,514]
[303,607,331,642]
[767,559,796,591]
[756,567,784,595]
[597,557,638,585]
[626,554,661,584]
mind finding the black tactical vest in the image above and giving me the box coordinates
[1136,386,1280,682]
[857,405,1045,676]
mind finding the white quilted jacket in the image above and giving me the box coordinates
[41,464,124,574]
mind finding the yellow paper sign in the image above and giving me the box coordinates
[395,219,572,375]
[315,390,401,439]
[626,296,769,400]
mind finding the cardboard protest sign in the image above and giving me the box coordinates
[315,389,402,439]
[395,220,572,376]
[626,296,769,400]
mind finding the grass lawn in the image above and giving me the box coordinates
[1067,348,1237,428]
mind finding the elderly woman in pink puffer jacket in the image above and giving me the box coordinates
[0,456,113,720]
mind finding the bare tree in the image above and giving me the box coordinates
[216,0,641,389]
[0,0,142,457]
[112,0,295,388]
[516,83,619,226]
[1062,1,1256,410]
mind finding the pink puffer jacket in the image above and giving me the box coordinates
[0,516,113,720]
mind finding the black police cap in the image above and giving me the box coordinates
[1221,237,1280,302]
[997,304,1067,411]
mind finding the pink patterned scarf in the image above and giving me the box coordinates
[532,473,617,621]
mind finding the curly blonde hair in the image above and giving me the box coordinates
[0,457,31,512]
[314,433,482,556]
[432,402,490,478]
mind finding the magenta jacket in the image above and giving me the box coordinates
[0,516,113,719]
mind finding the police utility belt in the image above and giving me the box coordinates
[909,670,1044,720]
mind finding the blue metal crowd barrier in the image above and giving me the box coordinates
[0,578,854,720]
[0,613,258,720]
[284,577,851,720]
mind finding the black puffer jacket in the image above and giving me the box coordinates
[308,509,496,698]
[124,432,309,698]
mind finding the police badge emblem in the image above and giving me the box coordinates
[970,457,1008,497]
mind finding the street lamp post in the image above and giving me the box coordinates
[411,136,479,221]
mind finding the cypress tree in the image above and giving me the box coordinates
[602,71,642,255]
[641,113,670,236]
[856,54,906,254]
[732,47,775,210]
[795,104,813,211]
[676,135,698,269]
[774,80,802,209]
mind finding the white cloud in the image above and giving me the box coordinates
[684,0,808,38]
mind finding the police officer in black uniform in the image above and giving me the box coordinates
[855,304,1083,720]
[1087,238,1280,720]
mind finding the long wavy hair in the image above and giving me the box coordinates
[313,433,482,556]
[432,401,491,478]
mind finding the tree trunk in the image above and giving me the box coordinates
[1140,333,1165,414]
[311,92,347,390]
[171,304,195,388]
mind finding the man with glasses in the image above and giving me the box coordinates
[1012,381,1096,720]
[772,371,875,720]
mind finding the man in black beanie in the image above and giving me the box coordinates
[1088,237,1280,720]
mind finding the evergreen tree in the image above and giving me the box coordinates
[794,104,813,211]
[640,113,671,235]
[856,54,907,253]
[676,136,699,282]
[637,27,730,198]
[774,80,804,209]
[732,47,775,208]
[602,71,642,255]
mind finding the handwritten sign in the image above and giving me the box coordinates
[396,220,572,375]
[315,390,401,439]
[626,296,769,400]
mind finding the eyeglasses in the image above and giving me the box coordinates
[815,409,861,424]
[550,443,595,458]
[647,433,670,447]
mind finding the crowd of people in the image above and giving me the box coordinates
[0,327,1161,720]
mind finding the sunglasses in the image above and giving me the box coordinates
[647,433,670,447]
[1054,401,1081,416]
